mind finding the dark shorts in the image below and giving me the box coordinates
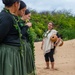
[44,48,55,62]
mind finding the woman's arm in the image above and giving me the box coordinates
[41,39,44,50]
[0,15,13,43]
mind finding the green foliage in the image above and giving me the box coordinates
[58,28,75,40]
[30,9,75,41]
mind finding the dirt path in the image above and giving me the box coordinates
[34,39,75,75]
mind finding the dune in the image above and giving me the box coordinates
[34,39,75,75]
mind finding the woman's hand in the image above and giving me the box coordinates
[54,38,61,46]
[26,22,32,27]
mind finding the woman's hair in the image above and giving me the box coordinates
[2,0,20,7]
[19,1,26,10]
[48,21,54,26]
[25,9,30,15]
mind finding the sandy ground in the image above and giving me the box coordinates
[34,39,75,75]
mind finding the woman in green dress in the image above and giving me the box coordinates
[21,9,36,74]
[17,2,36,74]
[0,0,27,75]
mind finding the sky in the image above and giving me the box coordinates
[0,0,75,15]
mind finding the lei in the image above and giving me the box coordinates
[27,28,35,60]
[4,8,24,56]
[43,30,51,38]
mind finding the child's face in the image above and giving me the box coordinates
[48,23,53,30]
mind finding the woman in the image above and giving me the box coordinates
[17,3,36,74]
[0,0,27,75]
[41,22,60,70]
[21,9,35,74]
